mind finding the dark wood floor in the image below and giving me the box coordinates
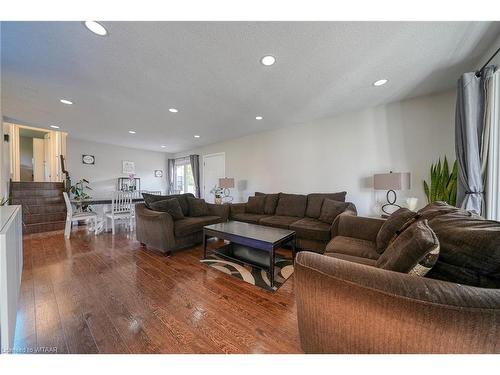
[13,226,302,354]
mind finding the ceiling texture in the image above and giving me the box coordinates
[2,21,499,153]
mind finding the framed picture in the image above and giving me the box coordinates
[122,160,135,174]
[82,154,95,165]
[154,170,163,178]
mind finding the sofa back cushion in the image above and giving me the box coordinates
[318,199,350,224]
[148,199,185,220]
[275,193,307,217]
[143,192,194,216]
[246,196,266,214]
[255,192,280,215]
[376,220,440,276]
[376,208,418,253]
[187,196,209,217]
[425,207,500,288]
[306,192,347,219]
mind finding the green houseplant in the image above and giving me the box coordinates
[70,179,93,212]
[423,157,458,206]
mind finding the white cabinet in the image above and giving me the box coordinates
[0,205,23,353]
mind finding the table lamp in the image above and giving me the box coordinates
[373,171,411,215]
[219,177,235,202]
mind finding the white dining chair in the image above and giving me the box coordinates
[63,192,98,239]
[105,191,133,234]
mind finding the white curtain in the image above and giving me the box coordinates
[484,70,500,220]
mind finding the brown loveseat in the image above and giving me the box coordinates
[295,202,500,353]
[135,193,229,254]
[230,192,356,253]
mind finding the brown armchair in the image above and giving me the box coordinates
[294,251,500,353]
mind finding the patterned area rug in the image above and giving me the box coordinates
[201,252,294,292]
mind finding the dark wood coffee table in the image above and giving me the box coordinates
[203,221,296,288]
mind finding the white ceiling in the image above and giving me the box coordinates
[2,21,499,153]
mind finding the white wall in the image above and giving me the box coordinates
[176,90,456,216]
[67,138,171,196]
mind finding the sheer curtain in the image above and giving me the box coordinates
[484,69,500,220]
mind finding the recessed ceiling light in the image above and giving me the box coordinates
[255,116,263,120]
[128,130,136,134]
[50,125,60,129]
[84,21,108,36]
[161,145,166,148]
[60,99,73,105]
[194,135,200,138]
[261,55,276,66]
[169,108,179,113]
[373,79,388,87]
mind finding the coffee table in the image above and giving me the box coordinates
[203,221,296,288]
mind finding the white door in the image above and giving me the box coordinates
[203,153,225,203]
[32,138,45,182]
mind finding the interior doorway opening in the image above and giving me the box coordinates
[4,122,67,183]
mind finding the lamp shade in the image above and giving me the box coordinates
[373,172,411,190]
[219,177,235,189]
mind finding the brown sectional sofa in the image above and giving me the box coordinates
[135,193,230,254]
[295,202,500,353]
[230,192,357,253]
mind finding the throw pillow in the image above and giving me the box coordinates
[148,199,185,220]
[318,199,349,224]
[246,196,266,214]
[256,192,280,215]
[376,219,440,276]
[376,208,418,253]
[187,197,209,217]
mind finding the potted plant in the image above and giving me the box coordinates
[70,179,93,213]
[423,157,458,206]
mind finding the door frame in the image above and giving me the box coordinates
[202,152,226,200]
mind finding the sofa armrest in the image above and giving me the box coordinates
[230,203,246,217]
[332,215,385,242]
[207,203,230,221]
[135,203,176,252]
[295,251,500,353]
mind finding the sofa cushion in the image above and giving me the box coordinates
[376,207,418,253]
[143,193,193,216]
[275,193,307,217]
[376,220,440,276]
[318,199,350,224]
[255,192,280,215]
[425,208,500,288]
[326,253,378,267]
[290,217,331,242]
[259,215,301,229]
[325,236,380,260]
[231,213,270,224]
[187,197,209,217]
[174,216,223,237]
[246,196,266,214]
[148,199,185,220]
[306,192,347,218]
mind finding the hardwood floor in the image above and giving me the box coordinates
[13,227,302,354]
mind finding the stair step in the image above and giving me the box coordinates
[23,212,67,225]
[10,189,64,198]
[11,197,64,206]
[10,182,64,190]
[24,204,67,214]
[23,221,66,234]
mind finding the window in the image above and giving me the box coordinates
[174,159,195,195]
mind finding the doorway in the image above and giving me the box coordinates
[202,153,225,203]
[4,123,67,183]
[18,127,49,182]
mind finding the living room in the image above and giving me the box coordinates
[1,0,500,373]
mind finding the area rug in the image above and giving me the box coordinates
[200,253,294,292]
